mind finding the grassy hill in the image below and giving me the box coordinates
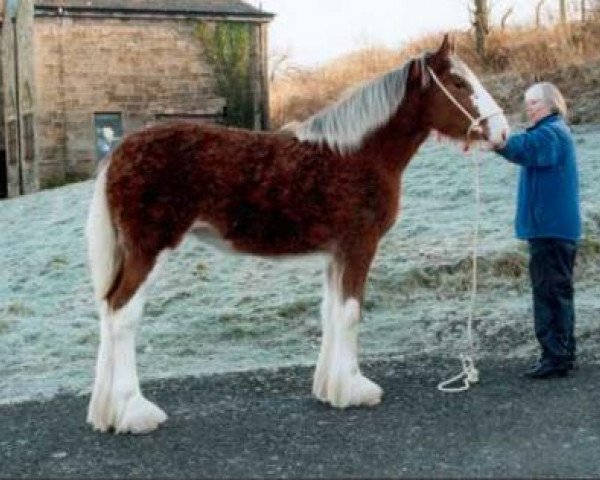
[270,19,600,128]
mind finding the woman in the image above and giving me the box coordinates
[493,82,581,378]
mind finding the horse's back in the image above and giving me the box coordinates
[102,120,396,257]
[104,121,328,253]
[110,121,296,175]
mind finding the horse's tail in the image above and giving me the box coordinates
[86,161,122,302]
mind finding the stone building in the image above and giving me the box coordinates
[0,0,273,198]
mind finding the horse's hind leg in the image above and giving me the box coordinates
[88,249,168,434]
[313,246,382,408]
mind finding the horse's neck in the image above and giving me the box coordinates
[362,110,429,174]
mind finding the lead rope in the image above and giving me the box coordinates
[437,153,481,392]
[424,66,504,392]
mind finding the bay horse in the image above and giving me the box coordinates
[86,35,509,434]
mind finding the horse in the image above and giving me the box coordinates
[85,35,509,434]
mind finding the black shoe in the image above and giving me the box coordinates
[567,360,578,371]
[523,359,568,379]
[531,358,577,370]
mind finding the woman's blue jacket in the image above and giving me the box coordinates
[496,113,581,242]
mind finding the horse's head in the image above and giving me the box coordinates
[412,34,509,147]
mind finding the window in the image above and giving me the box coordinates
[23,114,34,163]
[7,121,17,166]
[94,113,123,161]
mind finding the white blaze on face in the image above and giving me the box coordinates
[450,57,510,145]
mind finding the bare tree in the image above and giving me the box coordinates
[470,0,490,58]
[559,0,568,23]
[500,5,515,29]
[536,0,547,27]
[269,50,290,83]
[580,0,587,22]
[268,47,304,83]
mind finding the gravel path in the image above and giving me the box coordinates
[2,356,599,479]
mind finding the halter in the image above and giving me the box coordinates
[427,66,504,138]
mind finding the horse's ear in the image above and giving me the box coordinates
[437,33,452,58]
[427,33,453,71]
[409,58,422,83]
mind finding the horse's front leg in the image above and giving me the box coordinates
[313,245,382,408]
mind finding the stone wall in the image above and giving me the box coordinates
[34,16,228,187]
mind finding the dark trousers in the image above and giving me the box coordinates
[528,238,577,365]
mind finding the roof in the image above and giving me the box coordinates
[33,0,274,21]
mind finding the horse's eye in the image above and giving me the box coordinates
[453,79,468,90]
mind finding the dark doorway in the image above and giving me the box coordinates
[0,150,7,199]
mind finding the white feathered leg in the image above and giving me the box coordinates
[313,261,382,408]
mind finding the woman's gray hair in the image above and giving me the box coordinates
[525,82,568,117]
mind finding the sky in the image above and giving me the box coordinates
[251,0,563,67]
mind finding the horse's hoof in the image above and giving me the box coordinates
[317,372,383,408]
[356,376,383,406]
[87,392,111,432]
[338,373,382,408]
[312,368,329,403]
[115,395,167,434]
[87,410,111,433]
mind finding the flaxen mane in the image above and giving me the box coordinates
[293,56,429,154]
